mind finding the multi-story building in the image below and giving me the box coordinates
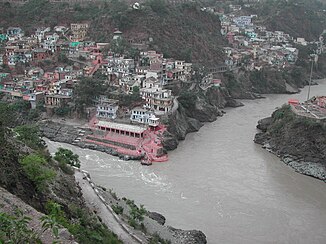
[130,107,160,127]
[96,98,119,120]
[140,87,173,115]
[70,23,89,42]
[104,56,135,78]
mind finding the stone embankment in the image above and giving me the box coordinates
[39,121,141,161]
[254,106,326,181]
[76,168,207,244]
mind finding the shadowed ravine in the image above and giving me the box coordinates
[46,79,326,244]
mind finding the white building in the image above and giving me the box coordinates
[130,107,159,127]
[96,98,119,120]
[140,87,173,115]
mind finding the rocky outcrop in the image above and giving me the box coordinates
[254,105,326,181]
[148,211,166,225]
[39,120,82,144]
[185,97,220,122]
[163,86,239,151]
[162,130,179,151]
[206,86,244,108]
[168,227,207,244]
[256,117,273,132]
[223,67,308,99]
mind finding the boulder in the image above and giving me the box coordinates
[148,211,166,225]
[256,117,272,132]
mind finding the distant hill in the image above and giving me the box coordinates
[249,0,326,41]
[0,0,227,66]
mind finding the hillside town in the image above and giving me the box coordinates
[0,23,198,163]
[1,1,326,244]
[0,2,325,164]
[217,4,325,71]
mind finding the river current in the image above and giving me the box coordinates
[46,80,326,244]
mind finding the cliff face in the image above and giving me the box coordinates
[254,105,326,181]
[163,86,243,150]
[222,66,309,99]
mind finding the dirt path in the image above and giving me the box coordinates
[74,171,147,244]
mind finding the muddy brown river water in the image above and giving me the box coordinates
[46,79,326,244]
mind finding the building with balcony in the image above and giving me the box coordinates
[96,98,119,120]
[130,107,160,127]
[140,87,173,115]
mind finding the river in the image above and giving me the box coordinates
[46,79,326,244]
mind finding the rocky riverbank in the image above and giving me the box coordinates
[254,105,326,181]
[163,86,243,150]
[77,169,207,244]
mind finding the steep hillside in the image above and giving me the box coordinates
[250,0,326,41]
[91,3,227,65]
[0,0,226,66]
[0,102,121,243]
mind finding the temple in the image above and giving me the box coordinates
[85,118,168,164]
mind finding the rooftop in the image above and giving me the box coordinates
[97,121,147,134]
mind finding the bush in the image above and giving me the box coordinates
[54,147,81,168]
[58,52,73,65]
[59,161,75,175]
[112,205,123,215]
[27,109,40,120]
[109,189,118,200]
[54,106,70,117]
[178,91,197,109]
[46,201,122,244]
[0,210,40,243]
[149,233,171,244]
[147,0,168,14]
[14,125,45,150]
[19,154,56,192]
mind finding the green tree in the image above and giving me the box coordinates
[41,202,64,242]
[54,147,81,168]
[147,0,168,14]
[74,77,107,114]
[19,154,56,192]
[132,86,140,93]
[14,125,45,150]
[178,91,197,109]
[54,105,70,117]
[110,38,130,55]
[58,52,73,65]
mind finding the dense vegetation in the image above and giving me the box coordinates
[270,104,326,134]
[0,101,122,243]
[250,0,326,41]
[0,210,41,243]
